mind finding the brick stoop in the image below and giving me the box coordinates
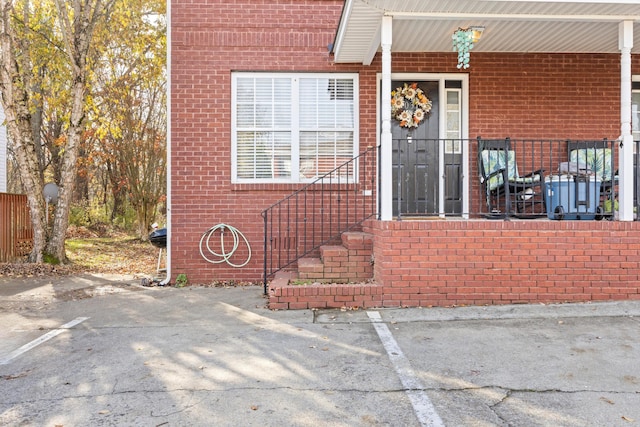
[269,276,383,310]
[269,231,378,309]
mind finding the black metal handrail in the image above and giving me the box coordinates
[389,136,628,219]
[262,146,377,293]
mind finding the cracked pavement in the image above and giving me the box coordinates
[1,276,640,426]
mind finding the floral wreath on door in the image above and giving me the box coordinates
[391,82,433,129]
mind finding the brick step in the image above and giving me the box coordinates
[298,257,325,280]
[296,231,374,284]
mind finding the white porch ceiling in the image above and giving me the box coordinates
[332,0,640,64]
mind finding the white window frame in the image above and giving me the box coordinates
[231,72,360,184]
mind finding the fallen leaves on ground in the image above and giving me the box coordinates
[0,262,79,277]
[0,235,158,278]
[0,229,262,287]
[66,237,158,275]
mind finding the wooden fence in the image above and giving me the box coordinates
[0,193,33,262]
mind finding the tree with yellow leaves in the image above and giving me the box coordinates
[0,0,116,262]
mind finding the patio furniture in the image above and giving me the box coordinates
[478,137,545,218]
[567,140,617,216]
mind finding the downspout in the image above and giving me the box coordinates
[160,1,172,285]
[618,20,634,221]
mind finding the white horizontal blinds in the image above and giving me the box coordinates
[236,77,292,180]
[299,78,355,179]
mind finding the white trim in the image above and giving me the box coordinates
[379,16,393,220]
[377,73,470,218]
[389,11,640,22]
[332,0,354,59]
[632,79,639,143]
[291,78,301,181]
[231,72,360,184]
[438,83,446,217]
[332,1,640,63]
[484,0,640,3]
[364,24,382,66]
[461,78,470,219]
[619,21,634,221]
[231,76,238,182]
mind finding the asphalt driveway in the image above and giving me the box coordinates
[1,275,639,426]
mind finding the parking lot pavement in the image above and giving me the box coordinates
[1,276,640,426]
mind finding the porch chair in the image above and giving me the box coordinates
[477,137,545,218]
[567,139,617,215]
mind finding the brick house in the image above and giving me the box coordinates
[170,0,640,308]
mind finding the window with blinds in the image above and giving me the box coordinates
[232,73,358,183]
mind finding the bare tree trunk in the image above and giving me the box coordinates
[2,0,116,263]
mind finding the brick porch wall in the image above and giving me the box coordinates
[363,219,640,307]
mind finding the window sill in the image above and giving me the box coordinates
[231,182,360,192]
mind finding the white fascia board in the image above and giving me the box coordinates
[482,0,640,3]
[390,11,640,22]
[364,23,381,66]
[332,0,355,60]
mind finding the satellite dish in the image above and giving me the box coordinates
[43,182,59,204]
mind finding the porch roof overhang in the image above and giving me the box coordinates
[332,0,640,65]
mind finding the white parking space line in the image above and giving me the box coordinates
[0,317,90,365]
[367,311,444,427]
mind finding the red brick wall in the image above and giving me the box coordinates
[171,0,354,283]
[470,54,623,139]
[364,219,640,307]
[171,0,639,284]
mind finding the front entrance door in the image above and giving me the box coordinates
[391,81,439,216]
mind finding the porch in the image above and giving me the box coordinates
[266,138,640,309]
[268,219,640,310]
[263,0,640,308]
[331,0,639,224]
